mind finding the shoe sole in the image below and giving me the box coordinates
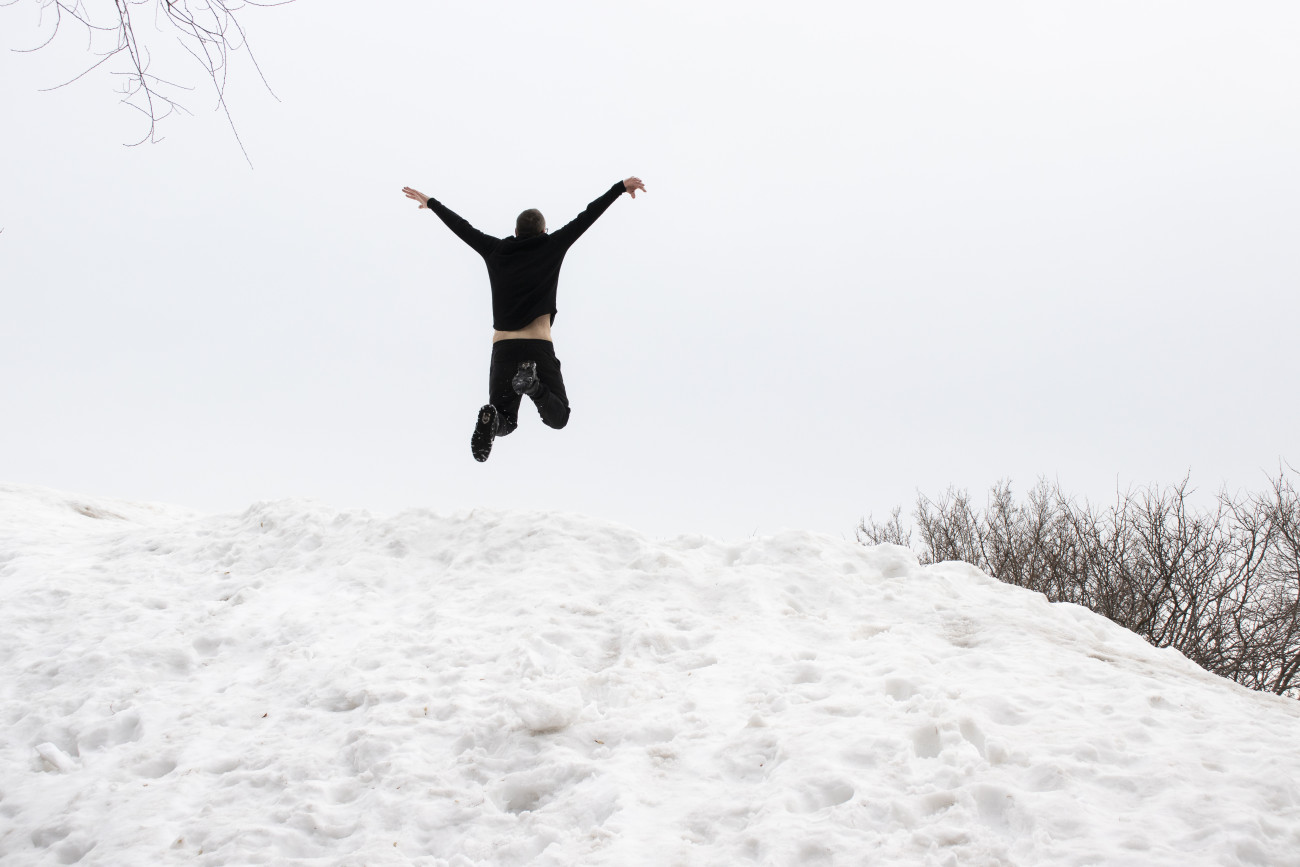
[471,404,497,462]
[512,362,539,397]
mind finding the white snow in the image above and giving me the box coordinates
[2,482,1298,866]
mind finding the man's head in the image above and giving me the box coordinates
[515,209,546,239]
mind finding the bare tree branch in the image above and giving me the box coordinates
[860,466,1300,699]
[9,0,293,163]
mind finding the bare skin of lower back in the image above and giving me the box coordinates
[493,313,553,343]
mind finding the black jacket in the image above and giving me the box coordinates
[426,181,625,331]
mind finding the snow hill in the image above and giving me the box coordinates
[2,484,1298,867]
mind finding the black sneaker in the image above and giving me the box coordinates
[471,404,498,462]
[512,361,540,397]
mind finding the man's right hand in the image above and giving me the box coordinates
[623,177,647,198]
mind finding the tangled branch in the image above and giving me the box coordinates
[8,0,293,162]
[860,467,1300,698]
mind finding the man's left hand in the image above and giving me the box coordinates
[402,187,430,208]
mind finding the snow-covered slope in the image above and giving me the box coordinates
[2,484,1298,867]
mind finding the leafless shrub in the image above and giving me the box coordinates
[6,0,292,158]
[859,467,1300,697]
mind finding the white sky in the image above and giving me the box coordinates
[2,1,1297,539]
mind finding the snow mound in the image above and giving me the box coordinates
[1,484,1298,866]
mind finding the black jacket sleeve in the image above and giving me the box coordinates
[426,197,499,257]
[549,181,626,248]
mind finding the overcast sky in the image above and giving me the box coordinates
[2,1,1297,539]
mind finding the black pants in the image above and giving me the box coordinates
[489,339,570,436]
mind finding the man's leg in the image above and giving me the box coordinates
[488,346,524,437]
[471,344,525,462]
[518,344,570,430]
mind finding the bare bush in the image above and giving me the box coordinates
[859,468,1300,697]
[5,0,291,156]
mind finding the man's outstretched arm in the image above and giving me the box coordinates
[402,186,498,257]
[550,177,647,246]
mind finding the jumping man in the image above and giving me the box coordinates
[401,177,646,461]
